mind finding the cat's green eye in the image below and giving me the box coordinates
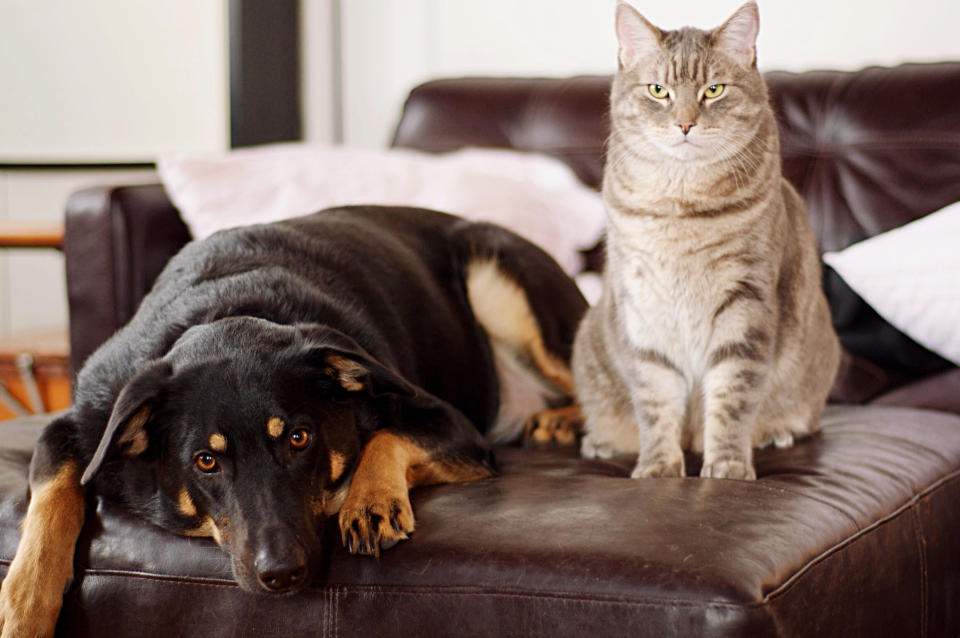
[704,84,725,99]
[648,84,669,99]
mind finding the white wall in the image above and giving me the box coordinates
[0,0,230,162]
[301,0,340,144]
[332,0,960,148]
[0,0,230,339]
[0,168,157,337]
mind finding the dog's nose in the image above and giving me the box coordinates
[254,543,309,592]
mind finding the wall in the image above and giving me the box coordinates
[0,0,230,341]
[0,167,158,337]
[331,0,960,148]
[0,0,957,341]
[0,0,230,162]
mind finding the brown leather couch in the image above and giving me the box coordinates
[2,62,959,637]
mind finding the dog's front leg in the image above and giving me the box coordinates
[1,420,86,638]
[338,428,492,557]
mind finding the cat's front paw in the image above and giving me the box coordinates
[756,430,794,449]
[631,455,685,478]
[700,458,756,480]
[580,434,615,459]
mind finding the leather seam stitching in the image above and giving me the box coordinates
[912,505,928,638]
[762,468,960,603]
[3,471,955,611]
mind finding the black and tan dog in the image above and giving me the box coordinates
[0,205,586,636]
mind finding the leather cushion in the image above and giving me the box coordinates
[3,405,958,637]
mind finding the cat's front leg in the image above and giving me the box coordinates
[700,326,772,480]
[628,352,688,478]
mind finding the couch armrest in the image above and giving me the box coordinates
[64,184,190,375]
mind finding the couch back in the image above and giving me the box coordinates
[391,62,960,394]
[63,63,959,402]
[392,63,960,255]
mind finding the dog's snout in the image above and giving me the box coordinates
[254,536,309,593]
[257,561,308,592]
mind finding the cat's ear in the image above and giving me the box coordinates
[713,2,760,68]
[615,2,661,70]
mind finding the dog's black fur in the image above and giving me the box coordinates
[0,206,586,636]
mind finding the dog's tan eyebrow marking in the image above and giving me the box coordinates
[329,451,347,483]
[267,417,285,439]
[208,433,227,452]
[178,487,198,517]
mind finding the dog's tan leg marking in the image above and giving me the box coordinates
[0,462,85,638]
[338,431,491,556]
[524,404,584,447]
[466,260,574,393]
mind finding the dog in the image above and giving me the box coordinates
[0,205,587,637]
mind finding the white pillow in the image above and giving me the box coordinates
[157,144,606,276]
[823,201,960,366]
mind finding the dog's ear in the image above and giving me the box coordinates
[319,348,416,398]
[81,360,173,486]
[294,325,416,398]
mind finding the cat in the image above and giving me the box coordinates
[571,1,840,480]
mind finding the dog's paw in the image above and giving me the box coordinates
[631,455,685,479]
[700,458,756,480]
[0,578,60,638]
[523,405,583,447]
[338,490,415,557]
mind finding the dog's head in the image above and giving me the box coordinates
[80,317,416,594]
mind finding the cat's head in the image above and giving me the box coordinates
[610,2,769,164]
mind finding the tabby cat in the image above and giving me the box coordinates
[572,1,840,479]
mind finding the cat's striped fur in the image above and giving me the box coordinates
[572,2,840,479]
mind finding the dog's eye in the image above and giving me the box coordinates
[195,453,219,473]
[290,429,310,450]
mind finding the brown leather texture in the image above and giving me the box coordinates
[393,63,960,252]
[1,62,957,636]
[1,406,959,637]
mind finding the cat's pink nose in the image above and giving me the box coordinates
[677,120,697,135]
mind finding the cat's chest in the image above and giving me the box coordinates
[616,249,720,332]
[612,228,740,307]
[608,227,758,361]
